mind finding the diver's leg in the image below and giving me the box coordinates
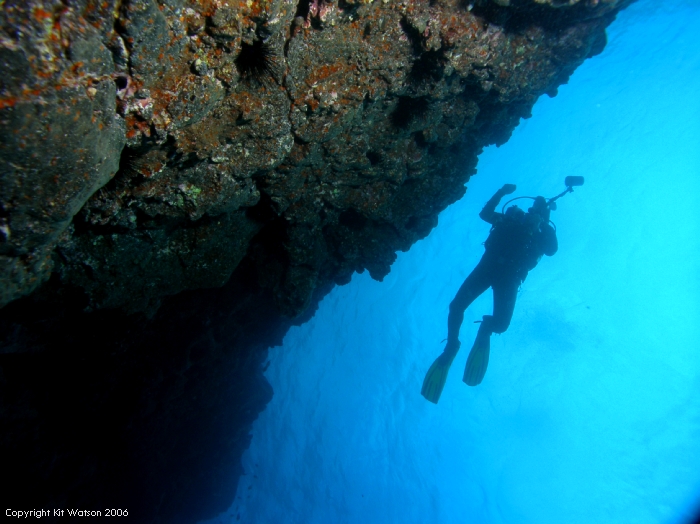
[463,274,518,386]
[447,259,491,350]
[488,273,520,334]
[422,260,491,403]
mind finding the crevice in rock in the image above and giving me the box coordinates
[339,209,368,230]
[408,48,447,85]
[366,150,382,166]
[294,0,312,22]
[390,96,431,129]
[399,16,425,55]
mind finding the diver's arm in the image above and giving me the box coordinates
[479,184,516,224]
[539,222,558,256]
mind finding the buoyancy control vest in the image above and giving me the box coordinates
[483,207,544,277]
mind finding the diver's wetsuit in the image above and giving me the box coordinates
[447,190,558,345]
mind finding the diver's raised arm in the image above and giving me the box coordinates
[479,184,516,224]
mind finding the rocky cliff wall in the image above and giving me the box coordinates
[1,0,633,522]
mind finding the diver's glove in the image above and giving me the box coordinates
[499,183,516,195]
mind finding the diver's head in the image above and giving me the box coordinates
[505,205,525,218]
[528,196,550,221]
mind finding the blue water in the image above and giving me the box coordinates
[206,1,700,522]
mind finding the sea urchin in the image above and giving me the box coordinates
[235,39,281,86]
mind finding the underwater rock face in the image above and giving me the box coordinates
[1,0,630,314]
[0,0,634,522]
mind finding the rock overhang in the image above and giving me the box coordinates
[1,0,632,316]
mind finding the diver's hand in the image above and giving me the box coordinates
[499,184,516,195]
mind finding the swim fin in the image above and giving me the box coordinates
[463,330,491,386]
[421,341,460,404]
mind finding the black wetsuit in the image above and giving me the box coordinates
[447,191,558,344]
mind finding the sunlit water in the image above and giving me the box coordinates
[204,1,700,522]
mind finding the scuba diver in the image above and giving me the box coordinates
[421,183,560,404]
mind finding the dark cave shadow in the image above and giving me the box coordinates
[0,258,303,524]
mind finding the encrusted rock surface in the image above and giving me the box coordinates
[1,0,633,522]
[2,0,630,314]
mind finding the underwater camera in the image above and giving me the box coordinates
[547,176,584,210]
[564,176,584,187]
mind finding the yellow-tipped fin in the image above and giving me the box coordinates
[463,340,490,386]
[421,344,459,404]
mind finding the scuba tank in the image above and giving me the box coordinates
[484,205,542,273]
